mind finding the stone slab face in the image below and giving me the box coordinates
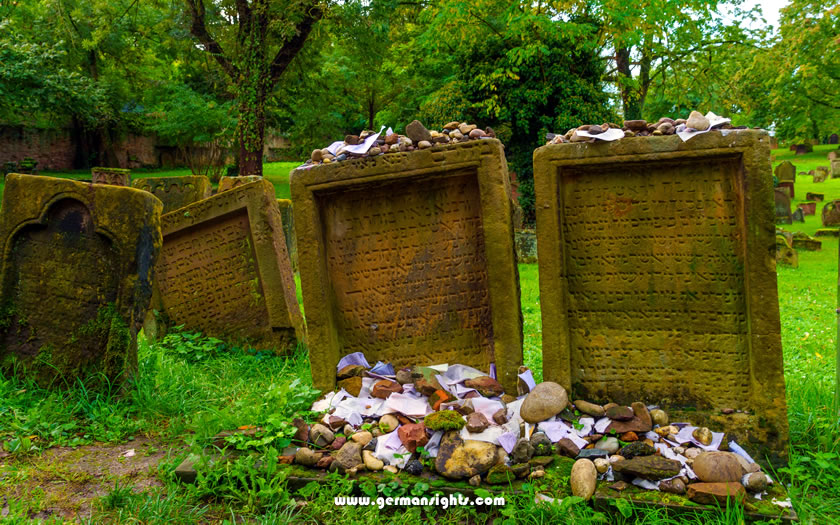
[776,181,794,198]
[832,159,840,178]
[822,200,840,226]
[533,132,788,466]
[132,175,212,213]
[91,167,131,186]
[156,179,303,351]
[0,174,161,387]
[774,160,795,182]
[774,189,792,224]
[219,175,263,193]
[291,140,523,394]
[515,229,538,263]
[276,199,298,271]
[798,202,816,216]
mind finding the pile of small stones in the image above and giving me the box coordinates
[306,120,496,166]
[546,110,749,145]
[267,357,776,509]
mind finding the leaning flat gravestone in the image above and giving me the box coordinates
[156,179,304,351]
[276,199,297,271]
[132,175,212,213]
[533,131,789,466]
[91,167,131,186]
[822,200,840,227]
[0,174,161,387]
[806,192,824,202]
[291,139,523,394]
[775,189,793,224]
[774,160,795,182]
[219,175,263,193]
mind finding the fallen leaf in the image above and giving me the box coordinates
[238,425,257,430]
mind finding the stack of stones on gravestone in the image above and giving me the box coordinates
[774,161,795,183]
[292,139,523,394]
[792,231,821,251]
[822,200,840,227]
[775,231,799,268]
[798,202,817,216]
[775,189,793,225]
[533,131,789,468]
[806,192,824,202]
[545,111,747,145]
[155,178,304,352]
[515,229,538,263]
[302,121,497,167]
[0,174,161,388]
[91,167,131,186]
[132,176,212,213]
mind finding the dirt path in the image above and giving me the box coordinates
[0,437,169,521]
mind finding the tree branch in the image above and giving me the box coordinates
[184,0,237,79]
[268,4,323,81]
[803,93,840,110]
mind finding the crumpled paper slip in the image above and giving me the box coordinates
[459,424,508,445]
[498,431,518,454]
[382,393,431,417]
[517,369,536,392]
[374,429,411,469]
[311,389,351,412]
[645,431,660,442]
[574,127,625,142]
[632,478,660,491]
[370,361,395,376]
[576,417,594,438]
[594,417,612,434]
[676,112,731,142]
[471,397,505,421]
[339,126,386,155]
[328,406,363,427]
[337,352,370,371]
[674,425,724,451]
[425,431,443,457]
[505,398,524,422]
[656,443,688,466]
[358,378,376,399]
[332,396,383,420]
[537,420,588,449]
[728,440,757,465]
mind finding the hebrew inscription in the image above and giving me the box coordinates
[320,171,494,372]
[560,159,750,407]
[157,210,270,340]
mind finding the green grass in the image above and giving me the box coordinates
[0,161,299,201]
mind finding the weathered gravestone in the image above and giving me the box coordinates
[775,189,793,224]
[815,228,840,237]
[769,136,778,149]
[515,229,538,263]
[794,144,813,155]
[91,167,131,186]
[792,232,821,251]
[776,181,794,198]
[132,175,212,213]
[806,192,824,202]
[774,160,795,182]
[792,207,805,223]
[0,174,161,387]
[533,131,789,466]
[829,151,838,161]
[291,139,523,394]
[776,233,798,268]
[155,179,304,351]
[814,166,829,182]
[822,200,840,227]
[832,160,840,178]
[798,202,817,216]
[829,133,839,145]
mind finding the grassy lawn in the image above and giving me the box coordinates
[0,147,839,522]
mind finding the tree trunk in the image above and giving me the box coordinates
[616,46,642,120]
[237,87,266,176]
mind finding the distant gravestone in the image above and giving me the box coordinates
[775,189,793,224]
[132,175,212,213]
[792,207,805,223]
[769,136,778,149]
[156,179,304,351]
[777,181,794,198]
[822,200,840,227]
[291,139,523,394]
[792,232,821,251]
[0,174,161,387]
[829,133,839,145]
[776,234,798,268]
[806,192,824,202]
[829,151,838,161]
[515,229,538,263]
[91,167,131,186]
[814,167,829,182]
[533,131,789,467]
[795,144,813,155]
[774,160,795,182]
[832,160,840,178]
[276,199,297,271]
[815,228,840,237]
[798,202,817,216]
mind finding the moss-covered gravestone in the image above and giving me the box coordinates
[533,131,789,467]
[291,139,523,394]
[0,174,162,387]
[91,167,131,186]
[155,179,304,352]
[276,199,297,271]
[132,175,212,213]
[773,160,795,182]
